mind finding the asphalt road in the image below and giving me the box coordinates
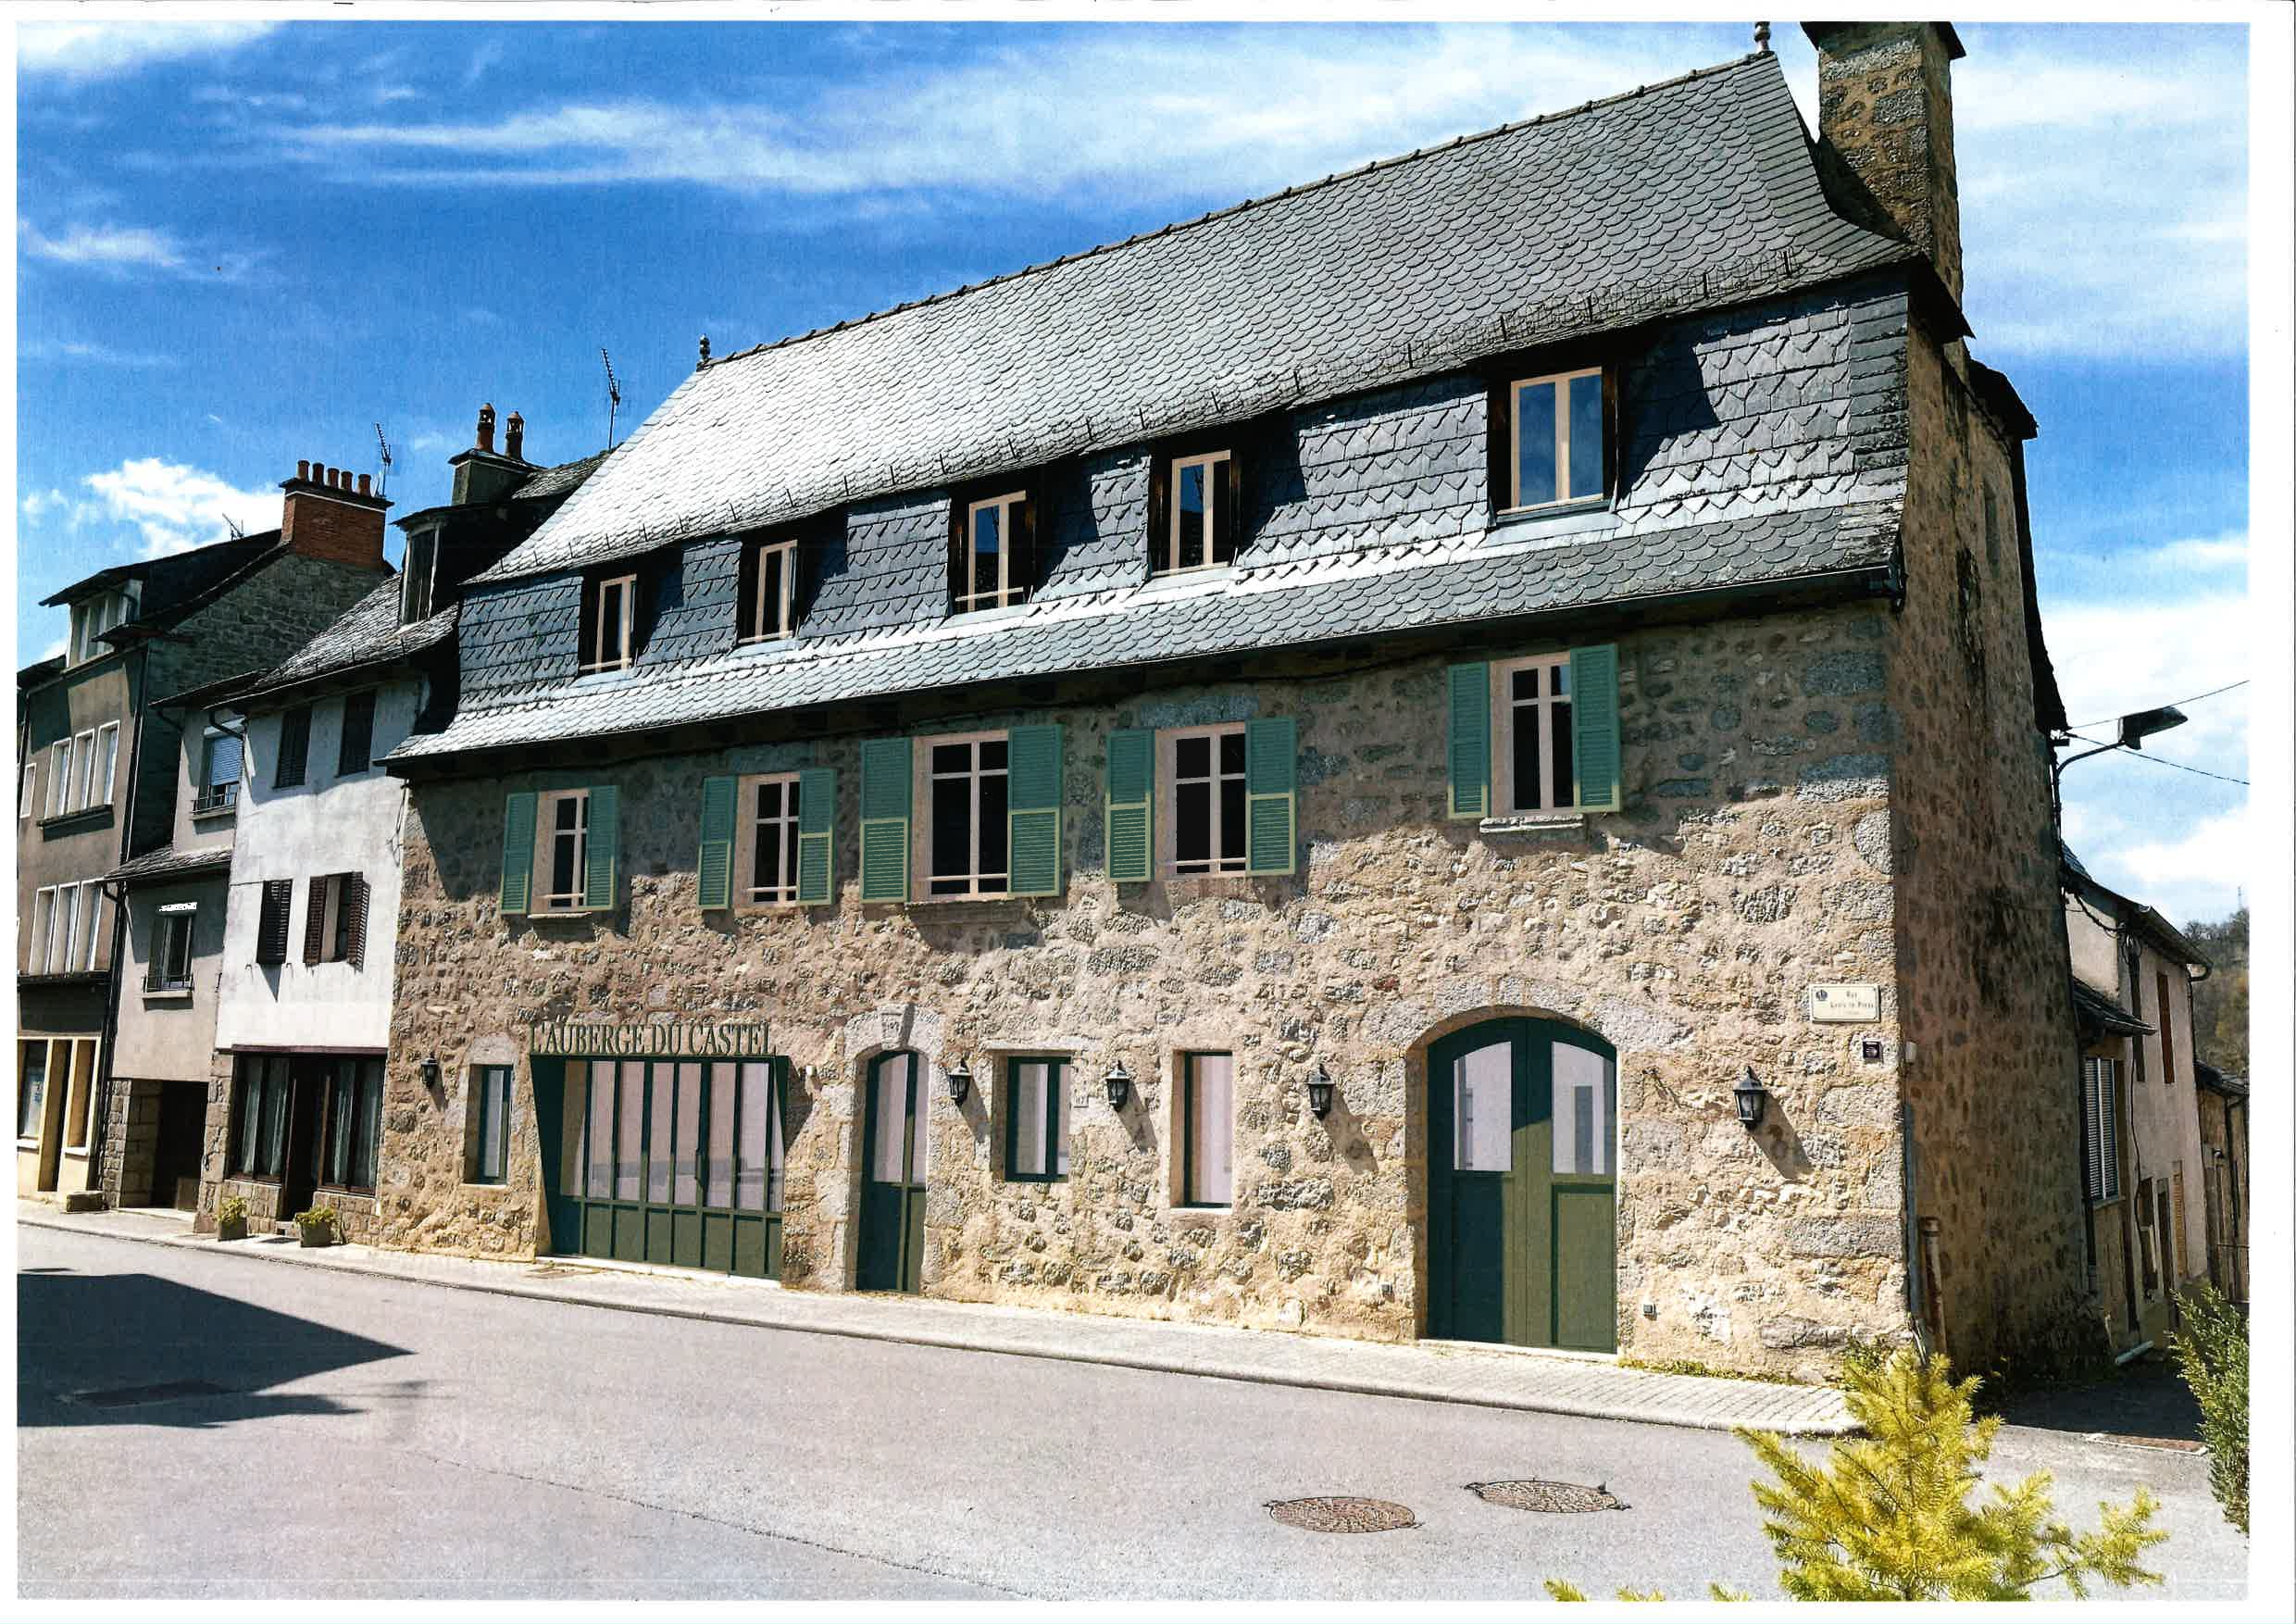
[16,1225,2250,1600]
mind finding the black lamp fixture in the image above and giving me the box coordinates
[418,1056,443,1091]
[1306,1063,1335,1120]
[945,1058,972,1107]
[1104,1059,1133,1112]
[1733,1066,1769,1131]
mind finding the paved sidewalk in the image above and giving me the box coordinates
[17,1201,1853,1435]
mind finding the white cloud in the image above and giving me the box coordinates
[20,488,71,526]
[17,21,276,81]
[78,457,280,558]
[38,637,69,664]
[19,219,185,271]
[19,336,179,368]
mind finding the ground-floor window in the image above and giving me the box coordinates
[18,1041,48,1140]
[322,1057,383,1192]
[1179,1052,1234,1207]
[573,1057,782,1214]
[230,1055,292,1178]
[469,1064,513,1185]
[1004,1056,1069,1181]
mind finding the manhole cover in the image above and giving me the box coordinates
[1466,1479,1627,1514]
[1267,1495,1418,1533]
[67,1379,231,1410]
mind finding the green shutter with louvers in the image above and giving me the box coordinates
[795,767,836,906]
[1568,643,1622,813]
[1446,662,1491,819]
[499,792,537,914]
[858,738,912,903]
[1006,723,1064,898]
[1243,716,1297,877]
[1104,728,1154,884]
[582,783,621,911]
[696,776,738,909]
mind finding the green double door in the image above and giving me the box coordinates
[856,1051,929,1293]
[1427,1018,1618,1351]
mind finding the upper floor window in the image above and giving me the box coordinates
[738,533,802,643]
[29,881,101,976]
[401,530,439,625]
[742,773,804,906]
[1164,724,1248,877]
[534,788,592,914]
[147,903,197,993]
[581,571,637,672]
[1493,654,1573,815]
[195,730,241,815]
[1501,367,1607,513]
[337,690,378,777]
[18,758,34,821]
[303,872,369,968]
[273,706,312,790]
[1158,450,1237,574]
[951,491,1033,615]
[921,731,1008,897]
[43,723,119,819]
[68,589,135,667]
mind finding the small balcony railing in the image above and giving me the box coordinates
[193,781,239,815]
[144,967,193,993]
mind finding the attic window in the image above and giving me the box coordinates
[580,571,638,672]
[1499,367,1608,513]
[401,530,439,625]
[68,590,135,667]
[1156,450,1237,574]
[737,532,801,643]
[951,491,1033,615]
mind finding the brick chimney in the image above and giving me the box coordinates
[1803,22,1966,306]
[279,457,390,569]
[450,400,536,506]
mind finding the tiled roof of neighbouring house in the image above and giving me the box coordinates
[2070,979,2153,1039]
[468,50,1915,590]
[215,576,459,710]
[106,843,233,887]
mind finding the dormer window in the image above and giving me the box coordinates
[1498,367,1609,513]
[1158,450,1237,574]
[737,532,802,643]
[68,589,135,667]
[400,530,439,625]
[580,570,638,672]
[951,490,1034,615]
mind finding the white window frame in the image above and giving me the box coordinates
[96,721,119,805]
[1491,652,1576,816]
[742,537,799,643]
[738,772,804,907]
[1158,722,1249,877]
[19,759,34,821]
[1504,366,1605,513]
[30,888,56,975]
[197,729,242,814]
[152,902,198,992]
[532,788,592,915]
[955,493,1027,614]
[581,574,637,673]
[1163,449,1233,575]
[47,739,70,818]
[72,728,96,810]
[61,1036,98,1153]
[1179,1051,1236,1208]
[19,1038,51,1143]
[916,730,1010,900]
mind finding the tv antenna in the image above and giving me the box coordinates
[602,347,623,447]
[223,514,246,540]
[373,422,394,498]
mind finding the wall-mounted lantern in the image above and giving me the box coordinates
[418,1056,443,1092]
[1306,1064,1335,1120]
[1104,1059,1133,1113]
[1734,1066,1769,1131]
[945,1058,972,1107]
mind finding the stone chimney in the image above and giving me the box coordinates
[279,456,390,568]
[450,401,536,506]
[505,411,525,462]
[1803,22,1966,306]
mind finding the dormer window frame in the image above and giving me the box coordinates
[67,587,136,668]
[400,527,440,626]
[1160,448,1237,576]
[1495,361,1614,517]
[580,569,639,674]
[737,531,803,644]
[951,488,1034,617]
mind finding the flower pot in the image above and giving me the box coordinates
[297,1223,335,1249]
[217,1216,247,1243]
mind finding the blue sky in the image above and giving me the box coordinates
[13,15,2255,922]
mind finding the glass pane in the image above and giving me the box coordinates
[1178,463,1206,570]
[907,1056,930,1184]
[647,1063,674,1203]
[1552,1043,1615,1175]
[1567,373,1604,500]
[583,1063,613,1199]
[1454,1042,1512,1171]
[1218,731,1245,774]
[1052,1066,1069,1175]
[480,1068,505,1181]
[1551,699,1575,809]
[1175,779,1211,866]
[206,733,242,788]
[331,1063,354,1186]
[1189,1056,1234,1205]
[1013,1062,1047,1177]
[931,769,969,881]
[262,1056,289,1176]
[734,1062,767,1210]
[1515,381,1556,506]
[359,1061,383,1188]
[759,547,786,636]
[767,1068,786,1212]
[235,1060,257,1170]
[872,1055,910,1184]
[616,1059,645,1201]
[551,799,580,897]
[1511,666,1539,701]
[672,1061,702,1205]
[1219,777,1247,863]
[706,1062,736,1207]
[979,768,1007,884]
[21,1046,48,1138]
[1210,460,1233,565]
[1513,693,1544,811]
[1175,733,1209,778]
[971,506,1001,599]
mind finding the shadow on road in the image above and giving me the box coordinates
[18,1267,411,1431]
[1994,1364,2202,1446]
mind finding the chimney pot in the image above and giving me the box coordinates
[477,402,496,454]
[356,472,371,495]
[296,459,311,481]
[505,411,525,462]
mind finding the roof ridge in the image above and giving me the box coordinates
[705,52,1771,371]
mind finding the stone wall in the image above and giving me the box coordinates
[382,599,1921,1376]
[97,1075,161,1207]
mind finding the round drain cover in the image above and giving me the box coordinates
[1466,1479,1626,1514]
[1267,1495,1419,1533]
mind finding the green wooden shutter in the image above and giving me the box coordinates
[499,792,537,913]
[1006,724,1064,897]
[1446,662,1491,819]
[582,783,620,911]
[1104,728,1154,884]
[795,767,836,906]
[696,776,738,909]
[1569,643,1622,813]
[1243,716,1296,877]
[858,738,912,903]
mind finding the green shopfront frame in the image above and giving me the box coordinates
[537,1055,786,1278]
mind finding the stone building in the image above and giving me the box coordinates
[369,28,2094,1377]
[2192,1058,2248,1306]
[18,468,388,1202]
[190,412,605,1238]
[2064,848,2213,1354]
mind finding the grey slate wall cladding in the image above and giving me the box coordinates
[426,280,1909,757]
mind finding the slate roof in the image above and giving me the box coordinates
[216,576,458,711]
[394,499,1898,761]
[471,50,1914,589]
[107,843,233,887]
[513,449,612,503]
[2061,847,2208,968]
[2194,1059,2248,1098]
[2071,979,2152,1039]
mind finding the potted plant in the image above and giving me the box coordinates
[216,1193,248,1243]
[293,1205,338,1248]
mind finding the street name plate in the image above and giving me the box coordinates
[1803,984,1879,1023]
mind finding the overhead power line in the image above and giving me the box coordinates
[2065,680,2248,732]
[2064,733,2249,788]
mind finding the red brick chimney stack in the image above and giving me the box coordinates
[279,452,391,570]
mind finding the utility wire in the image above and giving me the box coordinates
[2065,680,2249,732]
[2065,732,2249,788]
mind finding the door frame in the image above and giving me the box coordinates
[856,1049,929,1293]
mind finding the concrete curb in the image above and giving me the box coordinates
[18,1212,1858,1436]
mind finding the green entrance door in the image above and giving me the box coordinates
[856,1050,928,1293]
[543,1056,784,1277]
[1427,1018,1617,1351]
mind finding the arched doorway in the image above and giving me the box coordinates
[856,1050,929,1293]
[1426,1017,1616,1351]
